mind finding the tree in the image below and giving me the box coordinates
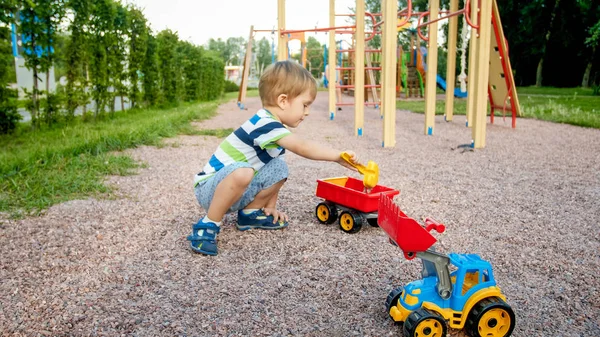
[581,0,600,88]
[156,29,179,104]
[18,1,46,128]
[0,0,20,134]
[535,0,561,87]
[178,41,203,101]
[207,36,245,64]
[142,32,159,106]
[126,4,147,109]
[33,0,66,125]
[89,0,115,117]
[109,2,128,113]
[306,36,323,78]
[65,0,91,120]
[255,37,271,76]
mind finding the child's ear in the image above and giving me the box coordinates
[277,94,288,110]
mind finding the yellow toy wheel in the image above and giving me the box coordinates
[315,202,337,224]
[403,308,447,337]
[338,210,363,234]
[465,297,515,337]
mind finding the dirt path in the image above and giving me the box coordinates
[1,92,599,336]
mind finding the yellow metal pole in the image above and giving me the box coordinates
[444,0,458,122]
[472,0,493,148]
[355,0,365,136]
[465,0,478,127]
[237,25,254,109]
[328,0,337,120]
[380,2,386,118]
[382,0,397,147]
[424,0,439,136]
[277,0,287,61]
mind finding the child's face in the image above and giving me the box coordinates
[281,90,314,128]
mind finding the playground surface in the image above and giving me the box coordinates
[1,92,599,336]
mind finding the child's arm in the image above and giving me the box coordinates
[276,134,358,171]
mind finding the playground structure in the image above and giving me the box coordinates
[237,0,520,149]
[378,195,516,337]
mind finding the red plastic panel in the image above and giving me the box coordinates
[378,195,445,259]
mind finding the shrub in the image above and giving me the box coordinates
[224,80,239,93]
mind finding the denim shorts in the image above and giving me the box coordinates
[194,158,289,213]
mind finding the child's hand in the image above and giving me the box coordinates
[338,150,359,171]
[263,207,289,224]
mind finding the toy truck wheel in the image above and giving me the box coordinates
[338,210,363,234]
[315,202,338,224]
[465,297,515,337]
[385,287,404,319]
[403,308,447,337]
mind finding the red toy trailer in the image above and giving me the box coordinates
[314,176,400,233]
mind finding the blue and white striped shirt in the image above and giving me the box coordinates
[195,109,291,185]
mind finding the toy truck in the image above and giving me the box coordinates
[314,176,400,233]
[378,195,516,337]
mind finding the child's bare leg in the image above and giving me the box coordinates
[244,179,285,210]
[207,167,255,221]
[244,179,287,223]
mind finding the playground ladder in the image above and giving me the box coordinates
[366,55,379,103]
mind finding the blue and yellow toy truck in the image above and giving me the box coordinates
[378,195,516,337]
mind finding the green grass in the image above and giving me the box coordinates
[395,86,600,129]
[0,100,222,217]
[190,128,234,138]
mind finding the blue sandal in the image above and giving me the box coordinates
[187,220,220,256]
[236,209,289,231]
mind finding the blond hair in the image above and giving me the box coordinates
[259,60,317,107]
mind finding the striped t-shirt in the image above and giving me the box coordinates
[195,109,291,185]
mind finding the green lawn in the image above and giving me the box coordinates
[0,98,228,217]
[395,86,600,129]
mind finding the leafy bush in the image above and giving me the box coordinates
[224,80,239,93]
[0,87,21,134]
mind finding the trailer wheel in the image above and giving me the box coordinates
[315,202,337,224]
[465,297,515,337]
[403,308,447,337]
[338,210,363,233]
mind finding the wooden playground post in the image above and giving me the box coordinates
[381,0,397,147]
[471,0,493,148]
[444,0,458,122]
[424,0,439,136]
[354,0,365,136]
[328,0,337,119]
[465,0,478,127]
[277,0,286,61]
[237,25,254,108]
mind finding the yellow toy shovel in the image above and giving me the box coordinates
[341,152,379,190]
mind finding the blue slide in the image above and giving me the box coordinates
[436,74,468,98]
[420,47,468,98]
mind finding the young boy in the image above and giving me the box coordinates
[188,60,359,256]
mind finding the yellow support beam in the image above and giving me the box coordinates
[328,0,337,119]
[471,0,493,148]
[381,0,397,147]
[465,0,478,127]
[424,0,439,135]
[355,0,365,136]
[277,0,286,61]
[237,25,254,108]
[444,0,458,122]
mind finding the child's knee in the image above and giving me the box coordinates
[229,167,255,186]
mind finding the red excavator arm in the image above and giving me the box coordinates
[378,195,446,260]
